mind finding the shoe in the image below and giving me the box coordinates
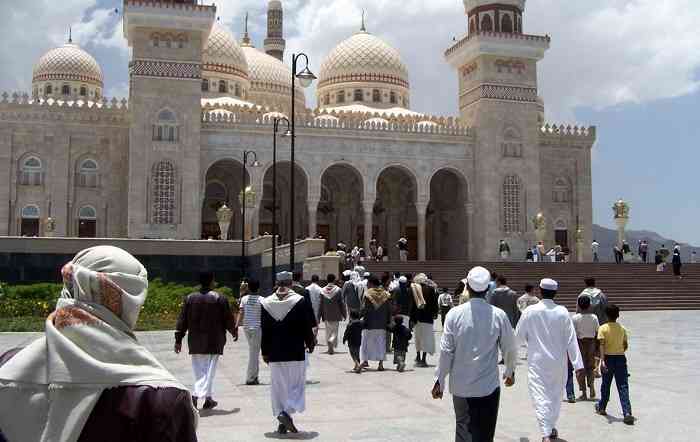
[595,403,607,416]
[567,396,576,404]
[623,415,636,425]
[377,364,385,372]
[360,361,369,368]
[550,428,558,439]
[246,378,260,386]
[328,348,335,355]
[192,396,198,409]
[577,394,588,401]
[589,388,596,399]
[202,398,218,410]
[277,424,287,435]
[398,364,405,373]
[498,359,505,365]
[277,411,299,433]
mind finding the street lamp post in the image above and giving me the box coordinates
[289,52,317,269]
[272,117,291,282]
[240,150,259,277]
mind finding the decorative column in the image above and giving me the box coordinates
[362,200,374,252]
[613,198,630,247]
[533,211,546,246]
[465,203,475,261]
[216,204,233,240]
[415,201,428,261]
[44,217,56,238]
[575,226,584,263]
[307,199,319,239]
[239,187,257,241]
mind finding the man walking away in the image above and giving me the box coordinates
[261,272,317,435]
[306,275,323,329]
[579,278,608,325]
[397,237,409,261]
[499,240,511,261]
[516,279,583,442]
[391,275,415,330]
[638,240,648,263]
[342,270,362,317]
[175,272,238,410]
[672,248,683,279]
[319,274,345,354]
[238,279,263,385]
[360,276,392,371]
[392,316,412,372]
[488,276,521,330]
[411,273,438,367]
[438,288,455,327]
[591,240,600,262]
[517,284,540,313]
[655,250,663,272]
[572,295,599,400]
[433,266,517,442]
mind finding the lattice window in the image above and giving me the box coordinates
[77,159,99,188]
[79,86,87,97]
[354,89,363,102]
[152,109,179,143]
[502,175,522,233]
[202,79,209,92]
[79,205,97,219]
[62,85,71,96]
[336,90,345,104]
[18,156,44,186]
[152,161,176,225]
[390,91,397,104]
[219,80,227,93]
[501,14,513,33]
[45,84,53,95]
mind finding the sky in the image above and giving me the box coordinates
[1,0,699,244]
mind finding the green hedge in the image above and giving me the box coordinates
[0,280,240,332]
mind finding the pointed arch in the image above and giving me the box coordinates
[481,14,493,32]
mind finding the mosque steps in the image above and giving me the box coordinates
[363,262,700,311]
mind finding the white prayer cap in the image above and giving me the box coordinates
[540,278,558,291]
[342,270,352,277]
[466,266,490,292]
[276,271,292,282]
[399,276,408,284]
[363,272,370,277]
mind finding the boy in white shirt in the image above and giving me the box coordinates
[572,295,600,400]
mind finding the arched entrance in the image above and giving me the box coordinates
[259,162,308,244]
[427,169,468,259]
[318,164,364,249]
[201,160,250,240]
[78,205,97,238]
[20,205,40,237]
[374,166,418,260]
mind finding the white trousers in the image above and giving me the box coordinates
[191,354,219,399]
[325,321,340,349]
[399,250,408,261]
[245,328,262,382]
[270,360,307,417]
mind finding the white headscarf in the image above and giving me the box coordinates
[0,246,194,442]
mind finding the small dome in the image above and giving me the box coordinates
[318,30,409,91]
[32,43,103,86]
[241,44,305,108]
[203,24,249,80]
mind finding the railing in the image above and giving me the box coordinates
[540,123,596,139]
[445,31,551,57]
[0,92,129,124]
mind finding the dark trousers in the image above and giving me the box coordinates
[349,346,361,364]
[641,252,647,263]
[566,360,575,398]
[598,355,632,416]
[453,388,500,442]
[440,306,452,326]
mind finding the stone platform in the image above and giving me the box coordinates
[1,311,695,441]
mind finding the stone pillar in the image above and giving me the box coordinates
[415,202,428,261]
[307,199,319,239]
[362,200,374,252]
[465,203,475,261]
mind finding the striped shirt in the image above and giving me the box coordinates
[240,294,262,330]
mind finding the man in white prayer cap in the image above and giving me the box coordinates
[515,278,584,442]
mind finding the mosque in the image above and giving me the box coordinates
[0,0,596,262]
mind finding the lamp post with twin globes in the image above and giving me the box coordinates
[240,150,259,277]
[272,117,291,282]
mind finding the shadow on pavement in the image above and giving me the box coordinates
[263,431,320,440]
[199,407,240,418]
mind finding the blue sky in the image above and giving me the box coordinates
[1,0,699,244]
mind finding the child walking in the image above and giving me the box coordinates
[391,316,412,372]
[595,304,635,425]
[572,295,600,400]
[343,310,364,373]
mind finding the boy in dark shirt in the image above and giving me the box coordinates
[343,310,364,373]
[392,316,413,372]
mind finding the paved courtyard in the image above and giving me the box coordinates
[1,311,696,441]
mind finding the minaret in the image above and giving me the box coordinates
[264,0,285,60]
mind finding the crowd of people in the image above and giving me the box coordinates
[0,246,638,442]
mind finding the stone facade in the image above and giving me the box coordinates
[0,0,596,262]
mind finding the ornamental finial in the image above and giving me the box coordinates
[242,12,251,45]
[361,10,366,32]
[68,27,72,44]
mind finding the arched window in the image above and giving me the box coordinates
[19,156,44,186]
[234,83,241,97]
[389,91,397,104]
[553,177,571,203]
[219,80,227,93]
[469,17,477,34]
[77,159,99,188]
[79,86,87,97]
[45,84,53,95]
[372,89,381,103]
[336,90,345,104]
[78,205,97,238]
[153,110,178,143]
[323,94,330,105]
[502,175,522,233]
[481,14,493,32]
[501,14,513,33]
[177,37,186,49]
[95,89,101,100]
[152,161,176,225]
[153,35,160,47]
[353,89,363,102]
[20,205,40,237]
[165,38,172,49]
[202,79,209,92]
[62,85,71,96]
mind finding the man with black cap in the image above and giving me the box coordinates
[261,271,317,435]
[432,266,518,442]
[516,278,584,442]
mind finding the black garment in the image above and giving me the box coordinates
[622,243,631,254]
[343,319,364,348]
[655,253,663,265]
[410,284,438,326]
[673,252,682,276]
[440,306,451,326]
[175,291,236,355]
[452,388,501,442]
[525,250,534,261]
[261,297,316,363]
[342,281,362,313]
[292,283,312,307]
[391,283,414,316]
[392,324,412,353]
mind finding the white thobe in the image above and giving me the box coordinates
[191,354,219,399]
[515,299,583,437]
[270,360,307,417]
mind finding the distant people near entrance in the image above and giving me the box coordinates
[613,245,623,264]
[591,239,600,262]
[499,239,511,261]
[319,274,345,355]
[672,248,683,279]
[537,241,546,262]
[433,266,517,442]
[175,272,238,410]
[659,244,670,270]
[692,251,697,264]
[638,240,649,263]
[526,246,534,262]
[655,250,663,272]
[261,272,317,435]
[516,278,583,442]
[397,237,409,261]
[438,288,455,326]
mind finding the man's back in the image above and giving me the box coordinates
[489,287,520,328]
[176,291,234,355]
[516,300,574,371]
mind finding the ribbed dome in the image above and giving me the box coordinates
[241,44,304,106]
[32,43,103,86]
[203,24,249,80]
[318,31,409,90]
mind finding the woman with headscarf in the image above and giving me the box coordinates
[0,246,198,442]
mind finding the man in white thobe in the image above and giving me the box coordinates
[306,275,323,335]
[516,278,584,442]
